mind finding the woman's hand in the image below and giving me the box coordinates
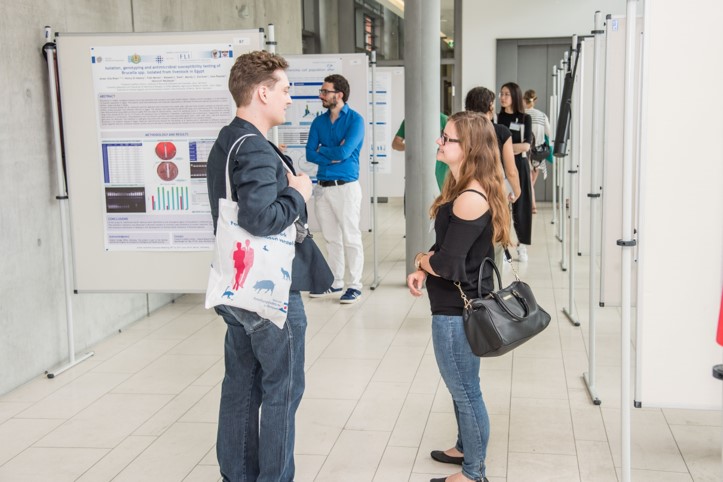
[407,270,427,297]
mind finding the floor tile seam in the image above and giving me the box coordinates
[9,371,136,427]
[92,332,185,375]
[506,448,578,456]
[0,419,74,470]
[657,411,694,477]
[27,441,116,450]
[369,430,398,482]
[552,307,588,473]
[142,383,219,434]
[69,431,150,482]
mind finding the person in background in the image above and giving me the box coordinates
[465,86,520,268]
[392,113,449,190]
[523,89,552,214]
[407,111,511,482]
[306,74,365,304]
[497,82,533,262]
[207,50,331,482]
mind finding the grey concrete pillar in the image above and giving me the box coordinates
[404,0,441,273]
[453,0,463,113]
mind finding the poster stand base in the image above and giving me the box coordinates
[47,352,94,379]
[563,307,580,326]
[583,372,602,405]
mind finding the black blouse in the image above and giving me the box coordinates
[497,111,532,160]
[426,191,495,316]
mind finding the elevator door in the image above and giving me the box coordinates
[496,38,569,202]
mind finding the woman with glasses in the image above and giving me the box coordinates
[497,82,533,261]
[407,111,511,482]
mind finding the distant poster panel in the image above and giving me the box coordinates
[368,71,392,174]
[90,44,235,251]
[281,57,342,179]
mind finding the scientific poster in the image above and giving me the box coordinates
[90,43,235,251]
[368,71,392,174]
[281,57,343,179]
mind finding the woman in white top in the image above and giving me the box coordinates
[523,89,551,214]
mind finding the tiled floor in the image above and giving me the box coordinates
[0,199,720,481]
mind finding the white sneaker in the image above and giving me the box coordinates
[517,245,529,262]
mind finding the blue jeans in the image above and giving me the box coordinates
[215,291,306,482]
[432,314,490,481]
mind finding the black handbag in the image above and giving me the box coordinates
[530,141,550,164]
[455,257,551,357]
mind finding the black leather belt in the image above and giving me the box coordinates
[318,180,347,187]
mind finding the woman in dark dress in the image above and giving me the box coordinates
[465,86,521,202]
[407,111,511,482]
[497,82,533,261]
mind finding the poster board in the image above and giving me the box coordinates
[373,66,405,198]
[636,7,723,409]
[599,17,641,306]
[281,54,370,232]
[575,38,597,256]
[56,30,265,292]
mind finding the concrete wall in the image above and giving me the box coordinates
[460,0,626,96]
[0,0,302,395]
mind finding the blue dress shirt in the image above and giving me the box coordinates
[305,104,365,182]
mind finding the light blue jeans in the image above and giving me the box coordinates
[432,314,490,481]
[215,291,306,482]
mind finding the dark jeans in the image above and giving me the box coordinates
[215,291,306,482]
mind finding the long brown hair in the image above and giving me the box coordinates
[430,111,511,246]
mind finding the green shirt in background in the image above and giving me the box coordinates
[395,113,449,190]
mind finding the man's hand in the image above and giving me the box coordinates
[287,172,313,201]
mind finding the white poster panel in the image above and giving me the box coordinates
[282,54,371,232]
[280,57,342,179]
[57,29,265,292]
[368,71,392,174]
[90,44,236,251]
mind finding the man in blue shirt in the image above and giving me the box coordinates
[306,74,365,304]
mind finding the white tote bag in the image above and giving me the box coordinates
[205,134,296,328]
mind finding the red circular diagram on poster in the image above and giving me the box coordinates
[157,161,179,181]
[155,141,177,160]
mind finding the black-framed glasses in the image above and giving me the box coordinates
[440,130,460,145]
[319,89,339,95]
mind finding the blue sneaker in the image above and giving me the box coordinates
[339,288,362,304]
[309,287,343,298]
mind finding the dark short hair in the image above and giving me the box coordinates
[324,74,350,103]
[465,87,496,114]
[228,51,289,107]
[499,82,525,115]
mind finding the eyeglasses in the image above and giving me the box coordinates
[440,130,461,145]
[319,89,339,95]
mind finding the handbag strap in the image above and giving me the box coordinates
[224,134,293,202]
[454,249,522,306]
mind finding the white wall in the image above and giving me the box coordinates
[0,0,302,395]
[461,0,626,95]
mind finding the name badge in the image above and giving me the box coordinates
[509,122,522,132]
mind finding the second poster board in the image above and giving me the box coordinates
[282,54,370,232]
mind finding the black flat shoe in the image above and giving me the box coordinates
[430,478,488,482]
[430,449,464,465]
